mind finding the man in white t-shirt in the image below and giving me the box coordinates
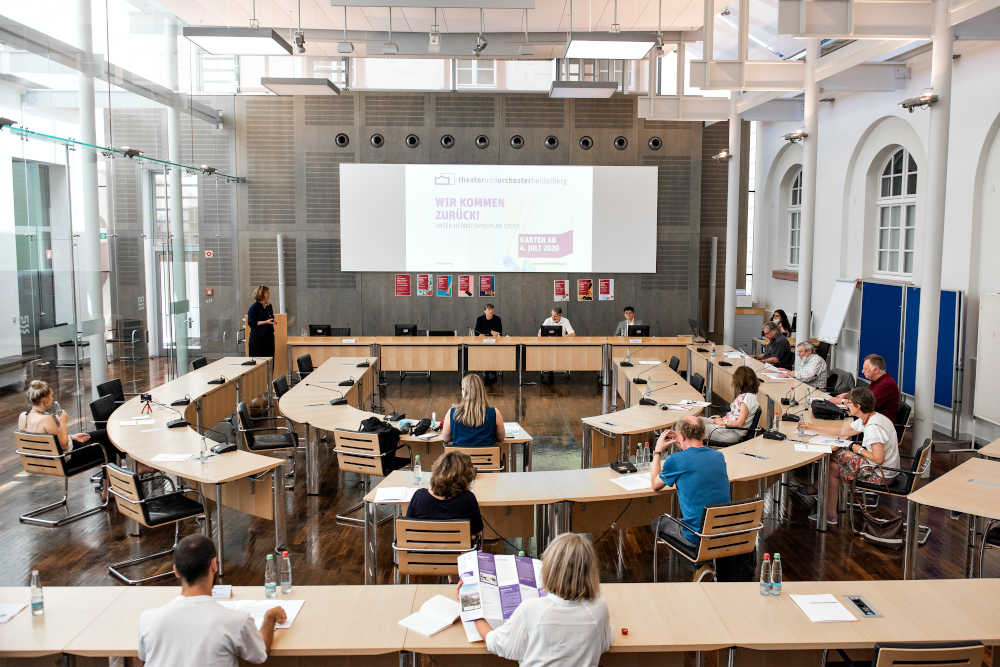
[538,307,576,336]
[138,535,286,667]
[801,386,900,526]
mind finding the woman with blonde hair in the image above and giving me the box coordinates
[440,374,505,446]
[17,380,121,463]
[405,450,482,538]
[247,285,275,358]
[465,533,612,666]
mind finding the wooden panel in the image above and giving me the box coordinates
[198,383,237,427]
[466,345,518,371]
[570,495,670,534]
[273,313,288,379]
[481,505,533,540]
[239,363,269,405]
[380,345,459,372]
[291,344,372,368]
[266,657,400,666]
[218,476,275,520]
[524,344,602,371]
[733,649,827,667]
[609,345,688,371]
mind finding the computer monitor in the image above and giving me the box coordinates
[627,324,650,337]
[308,324,332,336]
[540,325,563,337]
[394,323,418,336]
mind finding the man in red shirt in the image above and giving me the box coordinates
[836,354,899,423]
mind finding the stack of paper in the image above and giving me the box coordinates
[609,473,652,491]
[637,360,661,365]
[762,373,787,381]
[810,436,851,448]
[151,453,192,463]
[790,594,857,623]
[678,399,711,407]
[374,486,419,502]
[504,422,527,438]
[0,603,25,624]
[399,595,461,637]
[219,600,305,629]
[794,443,833,454]
[726,352,743,359]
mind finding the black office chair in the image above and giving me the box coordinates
[428,329,456,336]
[849,438,933,548]
[979,521,1000,576]
[894,400,912,443]
[330,327,351,336]
[97,378,139,406]
[90,394,117,431]
[826,369,856,395]
[191,357,208,370]
[870,642,983,667]
[668,355,687,380]
[706,407,762,447]
[295,354,314,382]
[237,401,299,453]
[689,372,705,395]
[272,376,290,398]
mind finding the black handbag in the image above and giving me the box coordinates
[358,416,401,456]
[811,399,847,420]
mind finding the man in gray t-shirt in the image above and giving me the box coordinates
[138,535,285,667]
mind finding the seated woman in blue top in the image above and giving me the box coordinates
[441,374,505,447]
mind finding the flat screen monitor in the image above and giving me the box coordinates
[540,325,563,337]
[627,324,650,337]
[308,324,332,336]
[394,323,418,336]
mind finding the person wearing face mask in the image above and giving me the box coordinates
[770,309,792,337]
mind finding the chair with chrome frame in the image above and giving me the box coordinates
[689,372,706,395]
[652,497,764,582]
[871,642,983,667]
[15,431,109,527]
[90,394,117,431]
[332,429,411,525]
[294,354,314,384]
[236,401,299,487]
[97,377,141,406]
[444,445,503,472]
[705,407,762,448]
[979,521,1000,577]
[848,438,933,548]
[105,463,207,584]
[392,519,475,583]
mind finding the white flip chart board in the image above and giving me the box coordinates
[817,279,858,344]
[974,292,1000,425]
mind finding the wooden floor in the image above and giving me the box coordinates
[0,357,988,588]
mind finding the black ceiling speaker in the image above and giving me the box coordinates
[405,133,420,148]
[613,135,629,150]
[475,134,490,149]
[648,136,663,150]
[578,135,593,150]
[334,132,350,148]
[369,133,384,148]
[509,134,525,149]
[544,135,559,149]
[440,134,455,149]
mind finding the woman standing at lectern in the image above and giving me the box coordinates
[247,285,275,358]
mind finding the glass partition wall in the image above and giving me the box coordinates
[0,1,245,434]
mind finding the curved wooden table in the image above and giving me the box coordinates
[107,357,285,573]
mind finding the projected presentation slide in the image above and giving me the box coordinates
[405,165,591,272]
[339,163,657,272]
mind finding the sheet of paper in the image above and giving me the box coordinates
[763,363,780,372]
[636,360,661,365]
[794,443,833,454]
[790,594,857,623]
[809,436,851,448]
[417,433,437,440]
[219,599,304,629]
[504,422,527,438]
[151,453,192,462]
[212,585,232,599]
[610,473,652,491]
[679,399,711,407]
[374,486,418,502]
[664,404,692,411]
[763,373,788,381]
[726,352,743,359]
[457,550,545,641]
[0,602,26,624]
[398,594,460,637]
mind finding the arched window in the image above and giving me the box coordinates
[876,148,917,275]
[787,168,802,267]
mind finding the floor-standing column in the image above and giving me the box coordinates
[166,22,188,373]
[913,0,953,447]
[796,38,820,343]
[76,0,108,397]
[722,97,741,346]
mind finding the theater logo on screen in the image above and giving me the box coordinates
[434,174,454,186]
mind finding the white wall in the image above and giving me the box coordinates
[753,42,1000,443]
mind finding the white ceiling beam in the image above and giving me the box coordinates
[820,63,910,91]
[953,6,1000,39]
[689,59,909,92]
[777,0,1000,38]
[637,95,805,122]
[742,99,804,121]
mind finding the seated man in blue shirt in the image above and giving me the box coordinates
[649,416,730,545]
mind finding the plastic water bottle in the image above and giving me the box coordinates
[759,554,771,596]
[770,553,783,595]
[642,442,651,471]
[30,570,44,616]
[279,551,292,595]
[711,342,716,356]
[264,554,277,599]
[413,455,422,485]
[200,433,209,462]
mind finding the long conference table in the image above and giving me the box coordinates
[277,357,535,496]
[107,357,286,575]
[3,580,998,666]
[283,335,694,386]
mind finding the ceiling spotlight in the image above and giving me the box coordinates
[293,0,305,53]
[782,130,808,143]
[711,149,732,161]
[201,165,217,175]
[428,7,441,53]
[517,8,533,56]
[337,5,354,53]
[899,90,938,113]
[473,9,488,57]
[382,6,400,55]
[121,146,143,159]
[609,0,621,33]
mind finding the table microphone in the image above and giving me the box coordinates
[632,359,672,384]
[305,383,348,405]
[207,376,226,385]
[241,359,257,366]
[639,381,680,406]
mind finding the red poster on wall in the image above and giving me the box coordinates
[457,275,473,297]
[598,278,614,301]
[394,274,411,297]
[416,273,431,296]
[479,275,495,297]
[553,279,569,302]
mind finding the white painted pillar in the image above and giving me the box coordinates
[76,0,108,396]
[796,38,820,342]
[722,96,741,345]
[139,170,160,356]
[913,0,953,447]
[166,23,188,373]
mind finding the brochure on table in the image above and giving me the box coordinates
[457,550,546,642]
